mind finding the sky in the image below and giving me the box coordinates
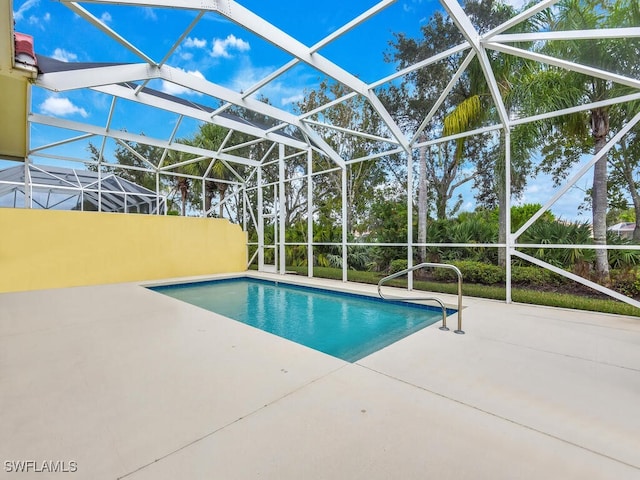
[9,0,592,221]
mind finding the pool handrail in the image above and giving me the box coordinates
[377,262,464,334]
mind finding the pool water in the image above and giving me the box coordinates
[150,278,450,362]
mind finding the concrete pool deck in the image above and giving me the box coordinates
[1,272,639,479]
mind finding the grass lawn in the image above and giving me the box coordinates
[281,266,640,317]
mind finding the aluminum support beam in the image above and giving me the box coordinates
[29,113,260,167]
[279,144,286,275]
[491,27,640,43]
[514,109,640,239]
[441,0,510,127]
[504,129,512,304]
[65,2,157,65]
[342,166,348,283]
[307,148,313,278]
[407,149,413,291]
[487,42,640,90]
[92,84,308,152]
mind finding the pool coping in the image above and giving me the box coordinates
[1,273,639,479]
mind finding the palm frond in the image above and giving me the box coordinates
[443,95,482,136]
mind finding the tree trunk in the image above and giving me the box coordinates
[204,181,215,217]
[495,141,507,268]
[591,108,610,285]
[417,142,428,263]
[619,148,640,242]
[217,183,227,218]
[204,193,211,217]
[178,178,188,217]
[497,185,507,268]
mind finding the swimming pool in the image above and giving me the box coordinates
[150,278,453,362]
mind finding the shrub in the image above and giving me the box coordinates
[432,260,504,285]
[610,267,640,298]
[607,232,640,269]
[511,265,567,286]
[389,259,408,274]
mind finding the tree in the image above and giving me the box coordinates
[385,8,463,262]
[163,148,195,216]
[296,81,388,232]
[189,123,232,218]
[514,0,640,284]
[609,131,640,241]
[385,0,527,264]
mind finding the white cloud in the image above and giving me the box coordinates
[161,69,205,96]
[280,94,304,106]
[40,96,88,118]
[402,0,424,14]
[517,166,592,221]
[14,0,50,29]
[14,0,39,22]
[142,7,157,21]
[184,37,207,49]
[211,34,250,59]
[52,48,78,62]
[227,60,312,111]
[502,0,527,9]
[100,11,112,23]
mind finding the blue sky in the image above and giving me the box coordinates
[11,0,590,220]
[14,0,436,107]
[12,0,443,158]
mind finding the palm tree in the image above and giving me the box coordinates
[513,0,637,284]
[164,149,193,216]
[442,1,535,267]
[191,123,231,217]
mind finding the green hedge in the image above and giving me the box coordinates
[429,261,567,287]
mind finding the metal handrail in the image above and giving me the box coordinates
[377,262,464,334]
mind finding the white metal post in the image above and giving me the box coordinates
[342,165,348,283]
[505,129,512,303]
[307,148,313,278]
[23,158,30,208]
[257,166,264,271]
[279,144,286,275]
[98,165,102,212]
[407,150,414,291]
[24,84,32,209]
[202,177,206,217]
[242,182,247,231]
[155,172,160,215]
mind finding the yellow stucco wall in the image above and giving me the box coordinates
[0,209,247,292]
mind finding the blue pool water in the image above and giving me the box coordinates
[150,278,451,362]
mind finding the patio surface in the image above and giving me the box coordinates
[1,272,639,479]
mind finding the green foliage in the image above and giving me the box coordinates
[389,259,408,274]
[519,220,595,269]
[432,260,504,285]
[510,266,567,287]
[284,266,640,316]
[510,204,555,232]
[423,211,498,263]
[607,208,636,225]
[364,190,412,270]
[607,232,640,269]
[610,267,640,298]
